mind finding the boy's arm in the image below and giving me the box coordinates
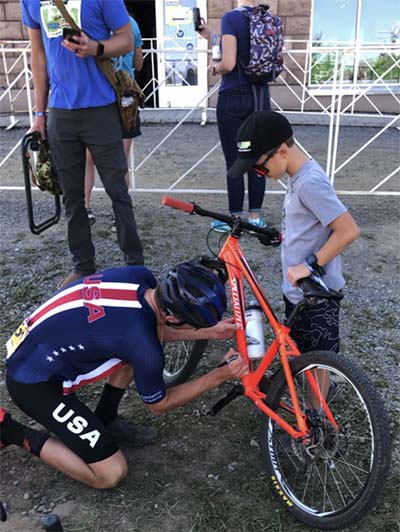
[287,211,360,285]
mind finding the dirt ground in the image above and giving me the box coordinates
[0,123,399,532]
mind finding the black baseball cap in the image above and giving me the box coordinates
[228,111,293,178]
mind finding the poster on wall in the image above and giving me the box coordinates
[164,0,199,86]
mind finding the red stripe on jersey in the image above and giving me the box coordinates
[62,361,127,395]
[29,287,138,326]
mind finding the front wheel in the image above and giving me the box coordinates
[162,340,208,388]
[261,350,391,530]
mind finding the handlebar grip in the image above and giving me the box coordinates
[162,196,195,214]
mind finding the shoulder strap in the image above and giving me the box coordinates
[54,0,82,32]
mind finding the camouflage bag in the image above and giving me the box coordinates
[96,57,145,131]
[27,132,62,196]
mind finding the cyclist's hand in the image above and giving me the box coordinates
[218,349,249,380]
[209,318,238,340]
[287,263,310,286]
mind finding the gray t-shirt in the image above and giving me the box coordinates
[282,159,347,303]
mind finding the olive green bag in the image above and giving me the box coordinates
[27,133,62,196]
[55,0,145,131]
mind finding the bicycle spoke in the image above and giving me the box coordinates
[262,353,385,524]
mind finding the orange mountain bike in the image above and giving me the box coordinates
[161,196,391,530]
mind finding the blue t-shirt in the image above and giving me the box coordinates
[6,266,167,405]
[113,17,143,80]
[220,7,268,93]
[20,0,130,109]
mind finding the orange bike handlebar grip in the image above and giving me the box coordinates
[162,196,195,213]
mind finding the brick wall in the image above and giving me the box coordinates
[0,0,26,40]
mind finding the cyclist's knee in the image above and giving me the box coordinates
[91,454,128,489]
[94,462,128,489]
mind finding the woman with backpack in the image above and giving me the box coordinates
[200,2,283,232]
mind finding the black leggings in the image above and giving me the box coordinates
[6,374,119,464]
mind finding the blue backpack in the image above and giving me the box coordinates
[241,4,284,84]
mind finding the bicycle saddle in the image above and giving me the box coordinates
[298,275,343,302]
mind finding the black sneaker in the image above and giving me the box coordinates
[106,416,158,447]
[0,407,10,449]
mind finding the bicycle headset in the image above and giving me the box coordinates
[159,261,227,328]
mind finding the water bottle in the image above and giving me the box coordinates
[245,300,265,359]
[121,89,134,108]
[211,34,221,62]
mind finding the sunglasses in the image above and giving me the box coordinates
[252,148,279,177]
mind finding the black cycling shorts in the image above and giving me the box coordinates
[6,374,119,464]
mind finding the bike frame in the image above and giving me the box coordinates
[162,197,338,440]
[219,232,338,439]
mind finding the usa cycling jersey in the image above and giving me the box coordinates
[6,267,166,404]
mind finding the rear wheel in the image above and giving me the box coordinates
[162,340,208,387]
[261,351,391,530]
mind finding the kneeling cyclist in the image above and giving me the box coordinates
[0,262,247,489]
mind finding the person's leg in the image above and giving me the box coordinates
[284,296,341,410]
[123,138,133,189]
[84,149,95,210]
[247,167,266,217]
[95,365,134,425]
[4,375,127,489]
[84,104,144,265]
[217,92,246,215]
[247,85,271,217]
[47,109,96,276]
[95,364,157,447]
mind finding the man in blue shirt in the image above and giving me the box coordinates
[20,0,144,289]
[1,262,247,488]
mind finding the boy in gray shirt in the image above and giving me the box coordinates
[229,111,360,353]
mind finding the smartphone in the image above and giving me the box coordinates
[193,7,202,32]
[62,28,81,42]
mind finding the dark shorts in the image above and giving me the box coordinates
[6,374,119,464]
[284,295,341,354]
[123,113,141,139]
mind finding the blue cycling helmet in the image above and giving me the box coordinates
[160,261,227,328]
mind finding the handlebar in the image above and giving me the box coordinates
[162,196,281,246]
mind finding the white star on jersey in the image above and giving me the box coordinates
[68,345,76,351]
[78,344,85,350]
[46,356,54,362]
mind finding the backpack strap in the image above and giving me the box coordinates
[54,0,81,32]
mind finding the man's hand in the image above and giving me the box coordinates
[287,263,310,286]
[198,20,211,40]
[218,349,249,380]
[29,116,46,139]
[61,32,98,58]
[209,317,238,340]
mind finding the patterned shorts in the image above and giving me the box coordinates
[284,295,341,354]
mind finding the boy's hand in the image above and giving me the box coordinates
[287,263,311,286]
[209,318,238,340]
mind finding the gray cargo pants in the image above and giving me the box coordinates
[47,103,144,273]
